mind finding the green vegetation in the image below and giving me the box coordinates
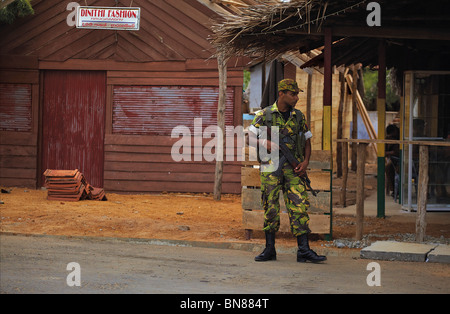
[243,70,251,91]
[0,0,34,24]
[363,67,400,111]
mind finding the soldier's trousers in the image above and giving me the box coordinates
[260,164,311,236]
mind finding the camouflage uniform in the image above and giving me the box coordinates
[249,80,312,237]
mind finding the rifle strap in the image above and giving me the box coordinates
[265,107,305,158]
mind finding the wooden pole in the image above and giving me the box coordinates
[356,143,367,240]
[214,52,228,201]
[323,27,332,152]
[306,73,312,127]
[351,65,358,171]
[377,39,386,218]
[340,141,349,207]
[337,71,345,177]
[416,145,429,242]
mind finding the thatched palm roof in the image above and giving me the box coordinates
[210,0,372,59]
[210,0,450,71]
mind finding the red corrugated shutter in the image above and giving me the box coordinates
[112,86,235,135]
[0,83,32,132]
[41,71,106,188]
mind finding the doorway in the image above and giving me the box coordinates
[40,70,106,188]
[402,71,450,211]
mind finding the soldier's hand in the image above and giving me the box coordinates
[294,160,308,176]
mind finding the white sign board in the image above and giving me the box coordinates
[76,6,140,31]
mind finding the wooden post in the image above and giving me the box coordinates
[351,65,358,171]
[323,27,332,152]
[377,39,386,218]
[306,73,312,127]
[356,143,367,240]
[337,71,345,178]
[214,52,228,201]
[416,145,429,242]
[340,141,348,207]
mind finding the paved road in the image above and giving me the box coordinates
[1,234,449,296]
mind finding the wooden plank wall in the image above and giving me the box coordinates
[104,134,242,194]
[0,0,246,193]
[103,59,244,194]
[0,132,38,187]
[0,57,245,193]
[0,56,39,188]
[0,0,221,63]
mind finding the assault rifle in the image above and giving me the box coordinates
[274,136,319,197]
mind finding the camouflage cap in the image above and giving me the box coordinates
[278,79,303,93]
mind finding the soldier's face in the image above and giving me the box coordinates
[280,91,299,108]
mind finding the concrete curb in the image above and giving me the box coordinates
[4,232,449,263]
[0,232,360,258]
[427,245,450,264]
[360,241,450,263]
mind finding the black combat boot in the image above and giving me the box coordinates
[254,232,276,261]
[297,233,327,263]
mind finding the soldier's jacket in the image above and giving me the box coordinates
[250,102,314,236]
[249,102,312,171]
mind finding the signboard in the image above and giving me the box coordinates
[76,6,140,31]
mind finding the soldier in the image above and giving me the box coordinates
[248,79,326,263]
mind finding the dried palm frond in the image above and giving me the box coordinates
[210,0,368,60]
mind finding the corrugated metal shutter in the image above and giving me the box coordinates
[0,83,32,132]
[41,71,106,188]
[112,86,235,135]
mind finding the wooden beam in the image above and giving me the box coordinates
[289,26,450,41]
[336,138,450,147]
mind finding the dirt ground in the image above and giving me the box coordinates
[1,173,449,248]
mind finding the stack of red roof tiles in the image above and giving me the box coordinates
[43,169,107,201]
